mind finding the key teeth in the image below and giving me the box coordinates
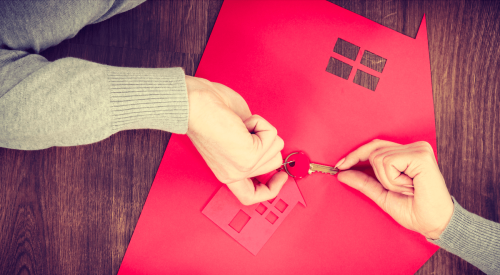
[312,171,338,175]
[309,164,339,176]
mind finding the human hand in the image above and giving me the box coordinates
[185,76,288,205]
[336,139,454,240]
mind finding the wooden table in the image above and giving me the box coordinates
[1,1,498,274]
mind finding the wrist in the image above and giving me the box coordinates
[423,225,447,240]
[423,196,454,240]
[185,76,211,137]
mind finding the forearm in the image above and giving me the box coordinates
[0,51,188,150]
[0,0,146,53]
[429,198,500,275]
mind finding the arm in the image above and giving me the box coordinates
[1,0,186,149]
[0,0,287,204]
[0,50,189,150]
[336,140,500,275]
[430,198,500,275]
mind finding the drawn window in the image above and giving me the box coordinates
[326,38,386,92]
[353,69,380,91]
[333,38,360,61]
[360,51,387,73]
[229,210,251,233]
[275,199,288,213]
[326,57,352,80]
[255,203,268,215]
[265,211,279,224]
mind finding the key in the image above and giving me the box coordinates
[283,151,338,178]
[254,151,338,184]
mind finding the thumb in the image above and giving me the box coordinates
[337,170,388,211]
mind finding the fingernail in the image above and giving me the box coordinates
[334,158,346,169]
[402,191,414,196]
[404,185,414,188]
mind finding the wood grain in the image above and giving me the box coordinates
[0,0,498,274]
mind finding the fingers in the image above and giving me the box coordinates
[381,153,414,186]
[336,139,400,170]
[251,135,284,171]
[244,115,280,153]
[227,171,289,205]
[369,149,415,194]
[248,152,283,178]
[337,139,421,195]
[243,115,284,176]
[337,170,389,211]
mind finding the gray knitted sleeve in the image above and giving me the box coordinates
[429,198,500,275]
[0,0,189,150]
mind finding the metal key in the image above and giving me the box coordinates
[309,163,339,176]
[283,151,338,178]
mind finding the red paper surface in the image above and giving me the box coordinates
[119,1,438,274]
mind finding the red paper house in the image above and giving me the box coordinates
[201,0,435,258]
[119,1,438,274]
[202,177,305,255]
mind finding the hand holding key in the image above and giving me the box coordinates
[336,139,454,240]
[186,76,288,206]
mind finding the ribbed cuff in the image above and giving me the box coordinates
[106,67,189,134]
[429,197,500,274]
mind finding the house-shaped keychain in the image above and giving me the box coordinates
[202,177,305,255]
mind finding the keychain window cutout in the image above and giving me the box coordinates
[325,57,353,80]
[229,210,251,233]
[353,69,380,91]
[333,38,360,60]
[255,203,268,215]
[265,211,279,224]
[268,198,276,204]
[275,199,288,213]
[360,51,387,73]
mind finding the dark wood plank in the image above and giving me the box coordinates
[207,0,225,45]
[0,150,49,275]
[0,1,498,275]
[158,0,210,54]
[0,131,170,275]
[426,1,500,274]
[67,0,161,51]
